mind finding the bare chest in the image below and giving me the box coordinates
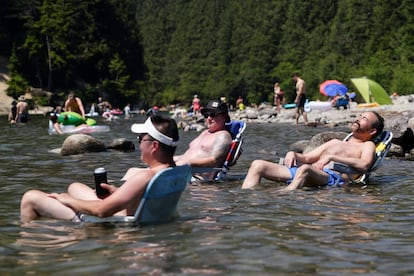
[322,140,364,158]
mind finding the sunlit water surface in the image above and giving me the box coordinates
[1,115,414,275]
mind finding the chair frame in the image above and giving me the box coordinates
[191,120,247,182]
[328,130,393,185]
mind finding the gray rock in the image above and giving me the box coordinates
[107,138,135,152]
[245,107,259,119]
[389,144,404,157]
[303,131,348,153]
[61,134,106,156]
[289,140,309,153]
[259,108,277,117]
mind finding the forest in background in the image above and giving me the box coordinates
[1,0,413,109]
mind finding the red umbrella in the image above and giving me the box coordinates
[320,80,348,97]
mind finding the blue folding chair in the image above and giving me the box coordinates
[80,164,192,225]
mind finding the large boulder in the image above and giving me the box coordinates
[61,134,106,156]
[289,140,309,153]
[303,131,348,153]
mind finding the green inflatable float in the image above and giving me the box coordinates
[58,112,96,126]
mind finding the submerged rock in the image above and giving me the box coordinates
[107,138,135,152]
[61,134,106,156]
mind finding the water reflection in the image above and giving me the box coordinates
[1,115,414,274]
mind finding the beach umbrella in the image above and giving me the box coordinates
[319,80,348,97]
[350,78,392,105]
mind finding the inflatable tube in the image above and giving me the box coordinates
[57,112,96,126]
[357,102,379,108]
[110,110,123,115]
[306,101,333,112]
[58,111,84,125]
[284,103,296,109]
[49,124,110,135]
[85,118,96,126]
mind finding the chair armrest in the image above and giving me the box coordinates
[327,162,362,175]
[80,214,136,223]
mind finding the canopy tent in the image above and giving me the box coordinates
[350,78,392,105]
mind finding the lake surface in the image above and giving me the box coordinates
[1,114,414,275]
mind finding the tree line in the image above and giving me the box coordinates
[1,0,413,109]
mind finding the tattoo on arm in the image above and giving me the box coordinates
[211,132,232,160]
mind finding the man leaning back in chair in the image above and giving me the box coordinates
[20,115,179,223]
[174,100,232,168]
[242,111,384,190]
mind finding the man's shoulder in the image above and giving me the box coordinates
[203,128,232,141]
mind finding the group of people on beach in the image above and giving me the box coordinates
[20,91,385,223]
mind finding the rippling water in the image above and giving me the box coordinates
[1,115,414,275]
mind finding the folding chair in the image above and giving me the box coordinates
[191,120,247,182]
[328,130,393,185]
[80,164,192,225]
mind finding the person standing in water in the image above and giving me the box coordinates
[64,91,86,119]
[16,96,30,123]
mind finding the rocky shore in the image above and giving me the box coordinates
[177,95,414,160]
[1,71,413,159]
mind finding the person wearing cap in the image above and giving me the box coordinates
[174,100,232,169]
[16,96,30,123]
[20,115,179,222]
[64,91,86,119]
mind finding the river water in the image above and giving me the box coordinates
[1,114,414,275]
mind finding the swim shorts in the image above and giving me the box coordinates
[297,94,307,108]
[286,166,345,186]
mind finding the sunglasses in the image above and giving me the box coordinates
[203,112,223,119]
[137,135,155,144]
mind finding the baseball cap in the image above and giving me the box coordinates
[201,100,230,122]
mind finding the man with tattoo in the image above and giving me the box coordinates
[174,100,232,168]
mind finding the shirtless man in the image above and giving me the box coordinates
[20,115,179,222]
[16,96,29,123]
[64,91,86,119]
[242,111,384,190]
[174,100,232,168]
[292,73,308,125]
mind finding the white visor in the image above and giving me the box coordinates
[131,117,178,147]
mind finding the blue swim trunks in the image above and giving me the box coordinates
[287,167,345,186]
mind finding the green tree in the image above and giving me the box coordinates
[7,46,29,99]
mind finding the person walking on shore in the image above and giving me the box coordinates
[274,82,284,113]
[292,73,308,125]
